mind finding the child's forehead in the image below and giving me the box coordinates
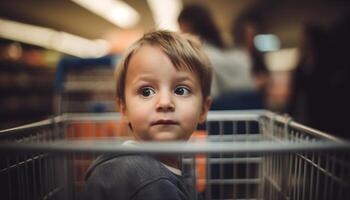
[130,44,195,73]
[126,46,199,82]
[132,44,166,60]
[133,44,169,60]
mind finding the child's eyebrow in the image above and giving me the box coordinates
[174,73,197,83]
[131,74,157,83]
[130,73,197,85]
[174,76,194,83]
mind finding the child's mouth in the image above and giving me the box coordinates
[151,120,178,126]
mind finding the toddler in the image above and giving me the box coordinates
[80,30,212,200]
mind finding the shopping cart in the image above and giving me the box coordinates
[53,55,127,139]
[0,110,349,200]
[54,55,119,114]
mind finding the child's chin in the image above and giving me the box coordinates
[153,132,180,141]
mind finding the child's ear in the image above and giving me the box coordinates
[199,97,212,123]
[116,97,128,120]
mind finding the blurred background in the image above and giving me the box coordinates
[0,0,349,139]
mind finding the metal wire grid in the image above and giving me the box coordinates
[202,111,262,200]
[260,114,350,200]
[0,118,63,200]
[0,111,349,200]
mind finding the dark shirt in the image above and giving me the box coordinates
[79,154,192,200]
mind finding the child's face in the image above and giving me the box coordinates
[118,45,211,141]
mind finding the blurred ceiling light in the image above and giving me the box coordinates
[147,0,182,31]
[71,0,139,28]
[254,34,281,52]
[265,48,299,71]
[0,18,110,58]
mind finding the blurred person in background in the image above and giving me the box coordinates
[231,13,269,107]
[325,13,350,139]
[287,23,332,133]
[288,16,350,140]
[178,5,225,51]
[178,5,260,110]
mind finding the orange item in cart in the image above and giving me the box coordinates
[191,130,207,193]
[66,120,130,139]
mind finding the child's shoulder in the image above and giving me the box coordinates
[82,154,191,200]
[86,154,172,183]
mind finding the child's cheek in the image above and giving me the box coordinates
[181,103,202,127]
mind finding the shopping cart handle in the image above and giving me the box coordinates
[54,55,120,92]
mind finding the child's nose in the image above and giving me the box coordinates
[156,92,175,112]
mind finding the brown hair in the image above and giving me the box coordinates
[115,30,212,103]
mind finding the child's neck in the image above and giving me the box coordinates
[131,137,181,169]
[155,155,181,169]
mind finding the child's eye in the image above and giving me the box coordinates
[139,87,156,97]
[174,86,191,96]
